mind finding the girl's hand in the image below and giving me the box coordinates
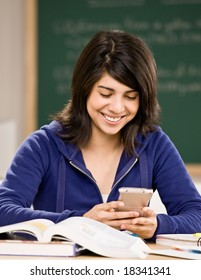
[83,201,140,229]
[120,207,157,239]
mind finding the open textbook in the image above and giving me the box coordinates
[0,216,148,258]
[0,217,201,259]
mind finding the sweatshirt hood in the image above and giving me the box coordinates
[40,121,80,161]
[40,121,161,160]
[135,126,161,157]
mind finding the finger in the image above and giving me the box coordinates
[99,201,125,211]
[113,209,141,220]
[120,224,140,234]
[132,217,149,225]
[121,223,150,235]
[101,209,139,222]
[105,218,134,228]
[140,207,155,218]
[120,223,151,238]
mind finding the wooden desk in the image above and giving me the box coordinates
[0,244,180,260]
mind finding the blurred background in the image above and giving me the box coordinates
[0,0,200,204]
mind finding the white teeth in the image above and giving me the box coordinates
[104,115,121,122]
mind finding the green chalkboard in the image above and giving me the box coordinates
[38,0,201,163]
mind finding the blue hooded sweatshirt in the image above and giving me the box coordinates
[0,120,201,240]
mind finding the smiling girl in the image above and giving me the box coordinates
[0,30,201,241]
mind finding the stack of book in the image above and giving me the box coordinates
[156,233,201,247]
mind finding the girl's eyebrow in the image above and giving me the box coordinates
[97,85,114,91]
[97,85,136,94]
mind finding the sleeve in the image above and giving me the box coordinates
[148,130,201,240]
[0,130,84,226]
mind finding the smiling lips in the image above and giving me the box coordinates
[103,114,122,123]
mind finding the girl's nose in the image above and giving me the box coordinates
[108,96,124,113]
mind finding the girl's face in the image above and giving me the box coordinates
[86,73,140,138]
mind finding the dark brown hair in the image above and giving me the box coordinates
[54,30,160,155]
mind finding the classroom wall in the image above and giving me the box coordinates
[0,0,24,177]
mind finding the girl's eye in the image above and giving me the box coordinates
[99,92,111,98]
[125,92,139,100]
[125,95,137,100]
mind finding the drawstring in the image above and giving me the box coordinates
[56,156,66,212]
[139,151,149,189]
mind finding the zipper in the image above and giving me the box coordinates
[69,160,96,184]
[69,160,103,202]
[70,157,138,187]
[112,157,138,189]
[70,157,138,201]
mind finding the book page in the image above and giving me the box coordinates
[150,248,201,260]
[43,216,149,258]
[0,219,54,241]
